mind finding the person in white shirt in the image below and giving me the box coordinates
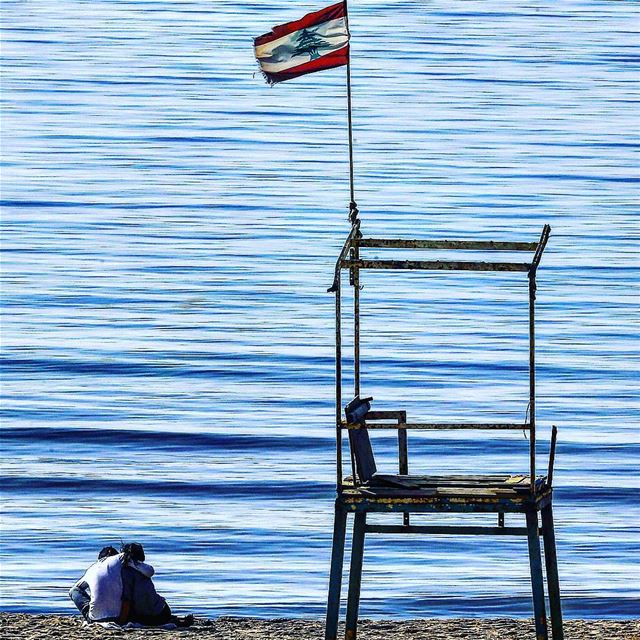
[69,545,154,623]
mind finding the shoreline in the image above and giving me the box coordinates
[2,614,639,639]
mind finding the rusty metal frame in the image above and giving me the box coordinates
[344,422,531,430]
[331,224,551,495]
[342,258,531,272]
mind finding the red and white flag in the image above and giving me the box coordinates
[254,2,350,85]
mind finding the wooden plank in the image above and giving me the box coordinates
[403,481,529,490]
[354,488,438,498]
[436,487,504,496]
[364,474,517,485]
[352,485,529,499]
[341,259,531,272]
[372,476,423,490]
[375,473,535,481]
[372,474,531,489]
[395,474,514,480]
[344,422,530,430]
[357,238,538,251]
[345,474,546,489]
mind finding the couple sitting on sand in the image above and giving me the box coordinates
[69,542,193,628]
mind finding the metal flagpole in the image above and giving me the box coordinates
[344,0,357,224]
[344,0,361,399]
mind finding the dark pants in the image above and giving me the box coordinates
[69,583,90,621]
[130,603,172,626]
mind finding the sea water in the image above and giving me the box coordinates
[1,0,638,619]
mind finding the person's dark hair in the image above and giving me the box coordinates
[98,546,118,560]
[121,542,145,562]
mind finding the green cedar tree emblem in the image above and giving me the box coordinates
[294,28,329,61]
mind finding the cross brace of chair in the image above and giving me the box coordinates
[365,524,532,535]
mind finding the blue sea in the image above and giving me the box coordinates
[1,0,639,620]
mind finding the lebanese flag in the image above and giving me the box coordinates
[254,2,350,85]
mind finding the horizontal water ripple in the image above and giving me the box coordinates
[0,476,333,499]
[0,427,329,452]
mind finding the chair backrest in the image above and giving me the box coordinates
[348,429,377,483]
[345,396,377,483]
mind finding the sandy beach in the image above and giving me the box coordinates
[2,614,639,640]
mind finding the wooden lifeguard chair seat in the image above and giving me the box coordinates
[345,404,551,504]
[325,225,564,640]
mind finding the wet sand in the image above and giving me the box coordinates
[2,614,639,640]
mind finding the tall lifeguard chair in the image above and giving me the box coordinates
[324,222,563,640]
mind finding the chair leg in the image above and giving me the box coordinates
[325,503,348,640]
[345,512,367,640]
[541,504,564,640]
[526,510,548,640]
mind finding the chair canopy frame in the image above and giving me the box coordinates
[329,223,551,494]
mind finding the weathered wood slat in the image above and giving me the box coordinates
[345,484,529,495]
[357,238,538,251]
[349,488,438,498]
[341,259,531,272]
[436,487,510,496]
[343,487,530,500]
[342,474,547,499]
[343,422,530,430]
[342,475,539,494]
[346,474,531,483]
[389,474,518,480]
[371,476,534,489]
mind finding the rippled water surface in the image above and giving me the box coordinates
[1,0,639,619]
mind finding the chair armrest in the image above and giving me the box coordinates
[365,410,406,422]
